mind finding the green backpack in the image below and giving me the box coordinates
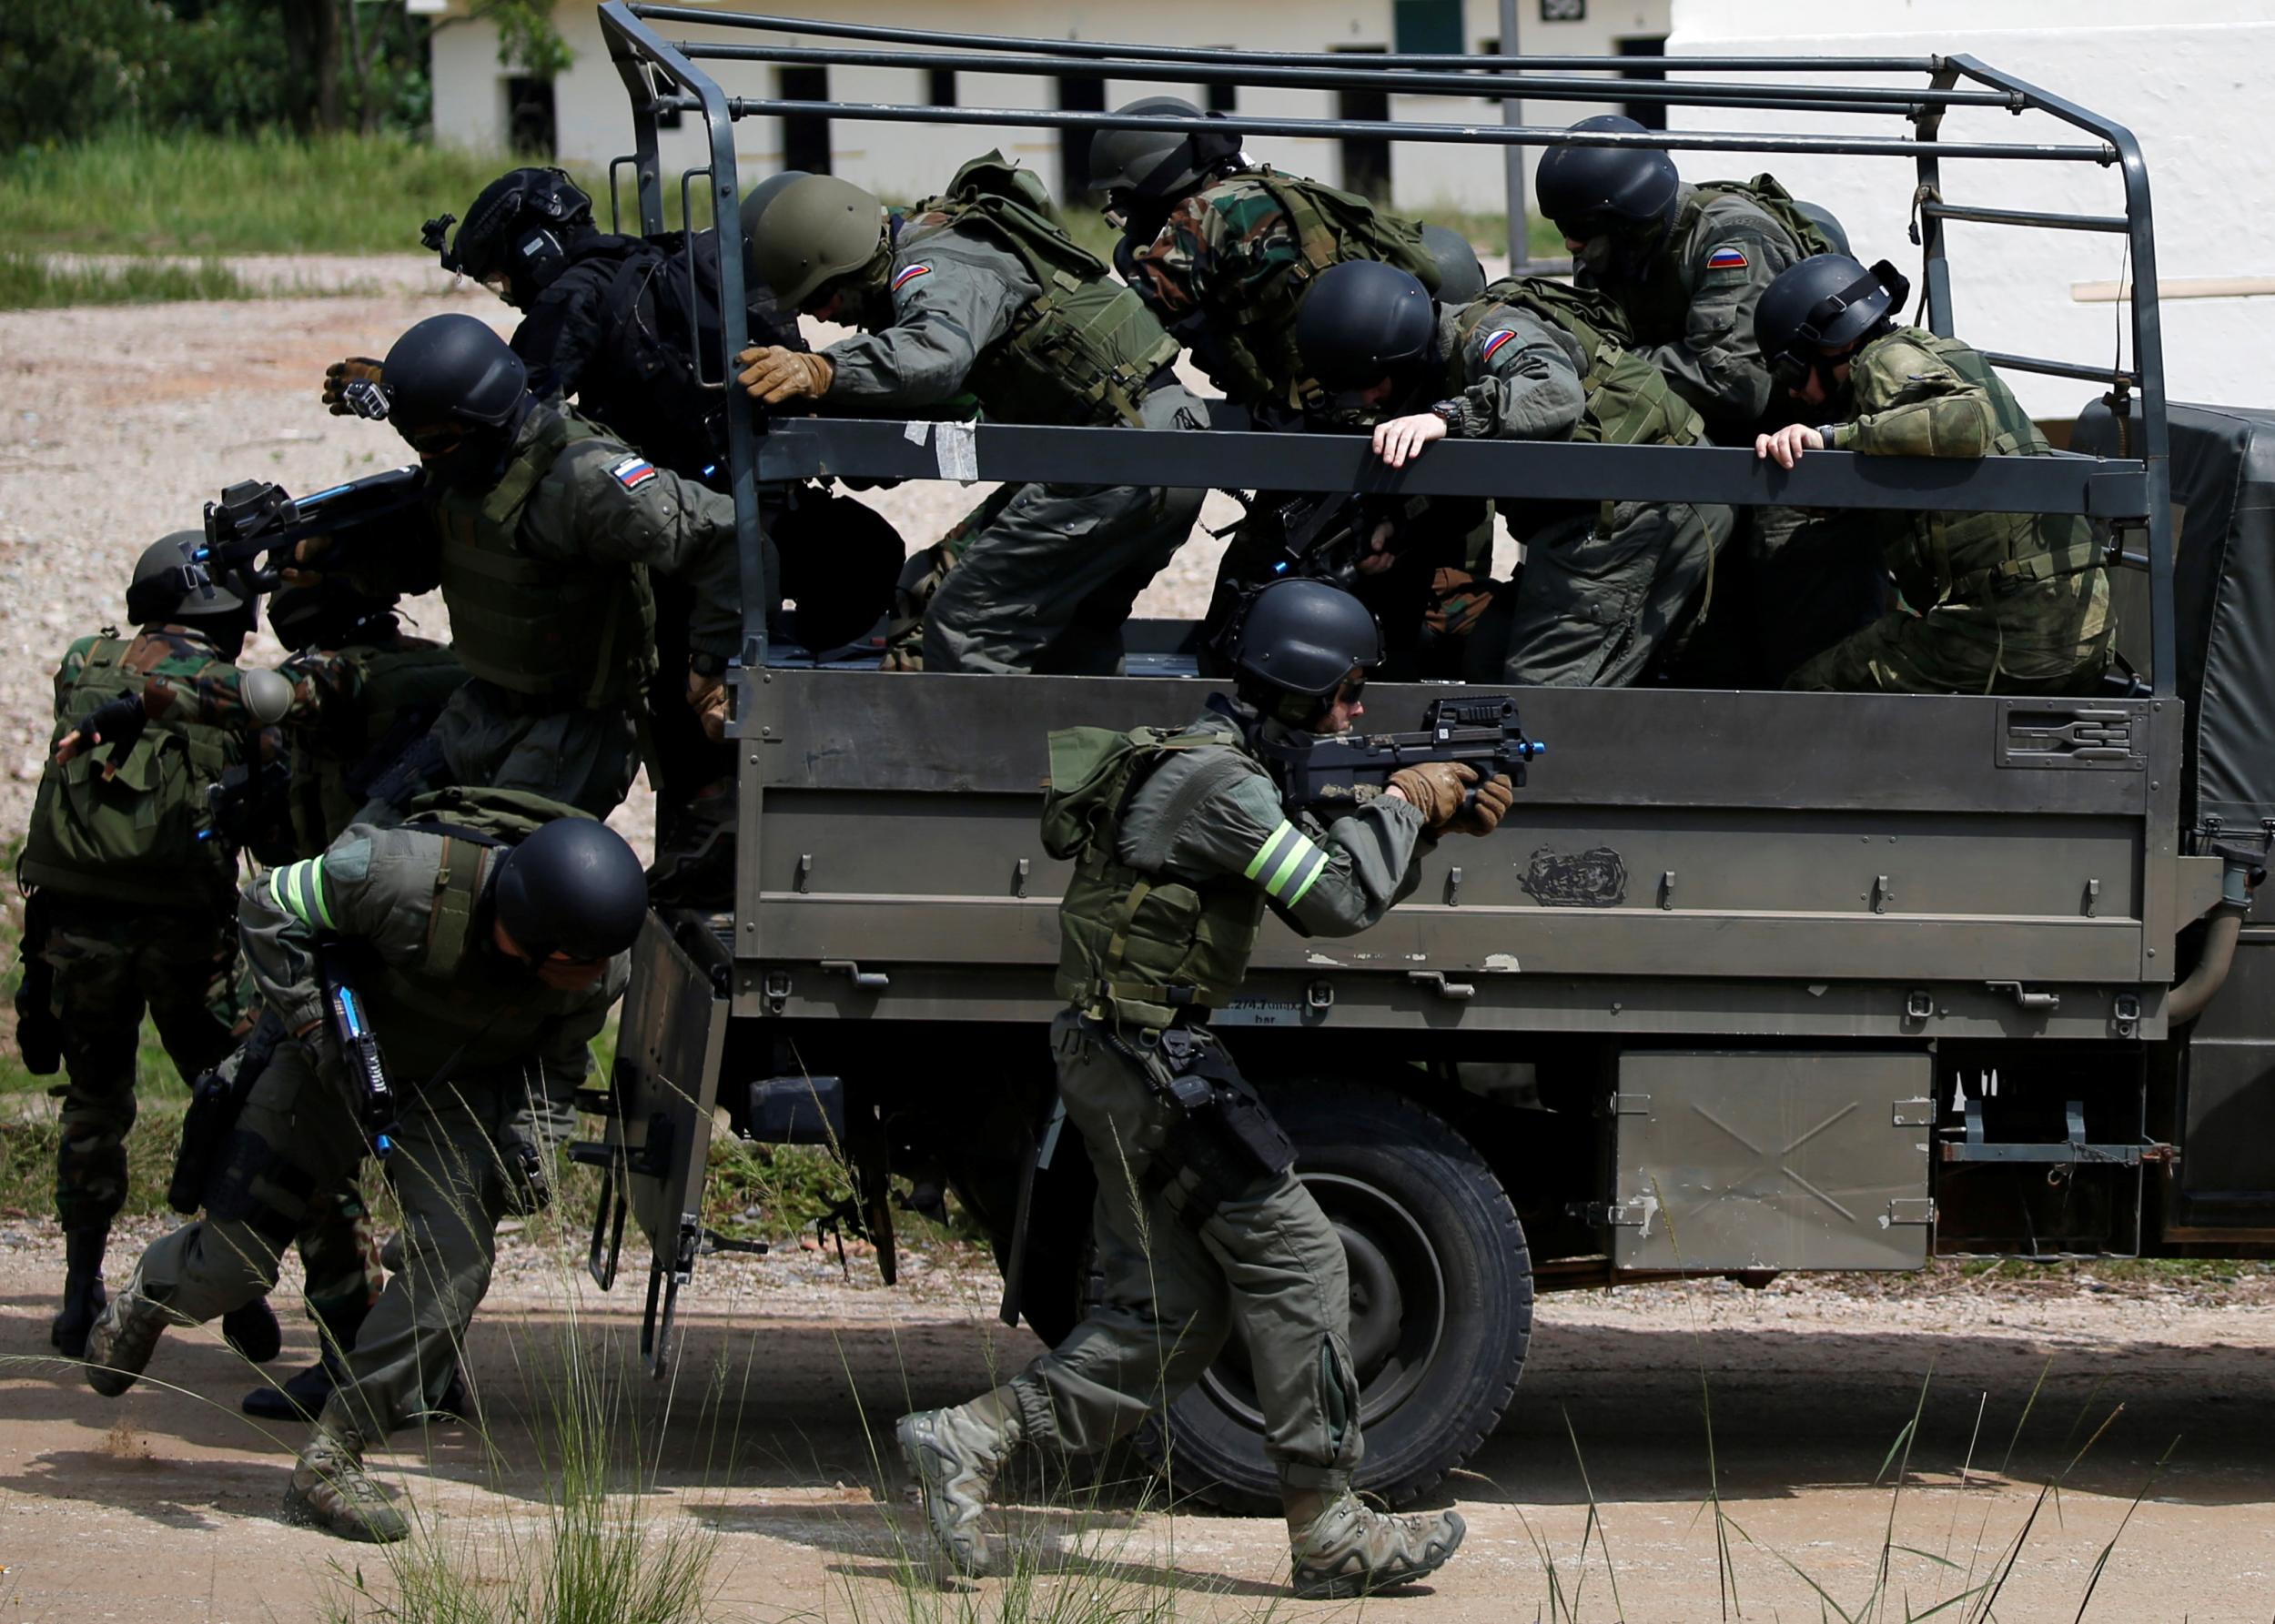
[1471,276,1703,448]
[20,635,238,903]
[1692,174,1846,260]
[1247,169,1443,296]
[909,152,1180,427]
[399,785,594,846]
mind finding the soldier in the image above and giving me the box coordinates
[1089,96,1443,422]
[895,580,1502,1598]
[1535,115,1876,680]
[14,538,288,1361]
[96,576,464,1417]
[84,812,648,1543]
[1296,259,1734,686]
[1750,254,2115,693]
[736,162,1207,675]
[339,312,743,816]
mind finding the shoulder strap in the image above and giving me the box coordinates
[1127,746,1257,874]
[420,836,489,973]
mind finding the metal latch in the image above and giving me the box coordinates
[1603,1199,1653,1227]
[1905,989,1936,1023]
[1892,1097,1936,1127]
[1610,1092,1653,1116]
[1885,1197,1937,1226]
[1306,979,1336,1011]
[820,959,891,992]
[1986,981,2060,1013]
[763,970,792,1014]
[1406,969,1475,1002]
[2112,992,2141,1039]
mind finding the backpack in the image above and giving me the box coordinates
[1692,175,1847,260]
[1246,169,1444,296]
[1471,277,1703,448]
[394,787,598,978]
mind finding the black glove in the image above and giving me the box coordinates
[61,694,148,775]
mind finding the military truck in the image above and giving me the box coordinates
[577,4,2272,1512]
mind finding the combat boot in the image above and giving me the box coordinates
[222,1296,283,1364]
[1285,1479,1467,1599]
[285,1419,409,1543]
[895,1387,1025,1576]
[83,1264,186,1397]
[245,1296,367,1420]
[48,1226,108,1359]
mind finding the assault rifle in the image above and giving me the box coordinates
[1257,489,1436,590]
[199,466,425,601]
[1250,694,1542,817]
[318,941,399,1156]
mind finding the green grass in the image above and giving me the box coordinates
[0,250,278,309]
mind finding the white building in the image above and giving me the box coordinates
[1667,1,2275,417]
[427,0,1671,213]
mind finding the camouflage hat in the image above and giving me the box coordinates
[747,174,887,306]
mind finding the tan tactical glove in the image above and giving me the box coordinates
[737,346,834,405]
[1444,772,1514,837]
[321,357,385,415]
[688,669,731,741]
[1386,761,1477,829]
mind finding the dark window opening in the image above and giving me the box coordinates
[1059,72,1107,204]
[927,66,958,109]
[780,65,832,175]
[1617,36,1669,132]
[1393,0,1465,56]
[506,76,556,157]
[1334,47,1391,203]
[1206,74,1237,116]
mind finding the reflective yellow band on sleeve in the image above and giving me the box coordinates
[1283,847,1330,908]
[275,859,336,930]
[1263,831,1323,900]
[1244,821,1297,882]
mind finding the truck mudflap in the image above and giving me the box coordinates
[571,911,727,1376]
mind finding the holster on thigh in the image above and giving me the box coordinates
[1134,1027,1297,1226]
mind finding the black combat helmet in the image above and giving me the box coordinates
[1294,260,1439,392]
[1534,116,1681,240]
[267,577,398,653]
[126,530,248,628]
[1090,96,1244,203]
[428,166,596,304]
[379,314,530,435]
[1227,578,1383,726]
[1754,253,1911,391]
[1421,224,1487,308]
[490,819,650,963]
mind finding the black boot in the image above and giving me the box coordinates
[244,1297,366,1421]
[49,1226,108,1359]
[222,1296,284,1364]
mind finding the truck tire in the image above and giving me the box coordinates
[1135,1081,1531,1514]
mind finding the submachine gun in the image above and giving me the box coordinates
[198,466,425,603]
[1256,489,1437,591]
[318,940,399,1156]
[1250,694,1543,816]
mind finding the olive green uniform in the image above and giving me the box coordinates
[1007,707,1430,1484]
[814,209,1206,675]
[17,628,248,1234]
[1437,287,1734,686]
[382,404,741,819]
[1785,327,2114,693]
[126,825,623,1438]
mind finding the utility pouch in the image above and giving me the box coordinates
[168,1012,284,1215]
[12,889,61,1076]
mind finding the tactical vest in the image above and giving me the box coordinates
[21,634,239,906]
[1468,277,1704,448]
[1213,169,1443,410]
[432,408,658,709]
[352,789,600,1070]
[905,154,1180,428]
[1044,723,1269,1030]
[288,641,468,855]
[1869,330,2102,609]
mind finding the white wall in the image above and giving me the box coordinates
[428,1,1670,216]
[1666,1,2275,417]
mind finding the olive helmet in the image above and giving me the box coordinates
[1421,224,1487,308]
[1089,96,1243,202]
[1534,115,1680,241]
[745,174,888,307]
[1293,260,1439,392]
[739,168,811,288]
[1754,253,1911,391]
[490,818,650,964]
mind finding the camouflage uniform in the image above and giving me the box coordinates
[1004,705,1430,1481]
[376,403,742,819]
[138,632,466,1347]
[1785,327,2114,694]
[818,209,1205,675]
[126,824,625,1439]
[18,628,247,1236]
[1432,296,1734,686]
[1582,181,1881,679]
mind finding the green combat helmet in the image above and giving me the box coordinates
[746,174,887,308]
[1089,96,1245,204]
[739,168,811,289]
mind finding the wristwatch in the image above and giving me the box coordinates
[1427,398,1467,435]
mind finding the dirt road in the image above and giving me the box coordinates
[2,1216,2270,1622]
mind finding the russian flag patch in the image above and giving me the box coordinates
[1705,246,1750,271]
[610,455,658,490]
[891,262,932,292]
[1479,328,1519,365]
